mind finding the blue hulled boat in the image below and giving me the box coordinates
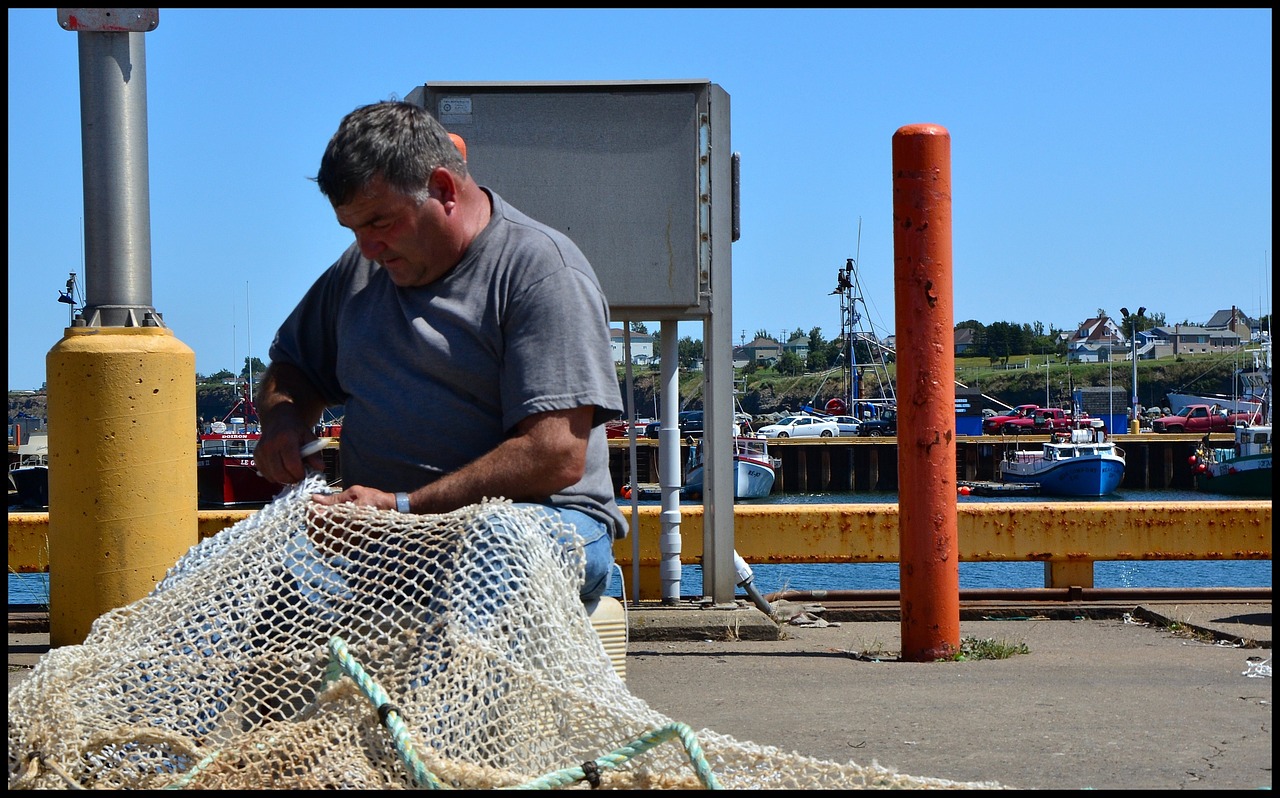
[998,427,1126,497]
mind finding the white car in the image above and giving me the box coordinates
[829,415,862,437]
[755,414,840,439]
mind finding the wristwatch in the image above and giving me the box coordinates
[395,492,411,514]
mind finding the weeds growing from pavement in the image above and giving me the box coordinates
[935,637,1030,662]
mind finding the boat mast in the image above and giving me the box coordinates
[245,281,254,408]
[834,220,896,416]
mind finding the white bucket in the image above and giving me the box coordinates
[584,595,628,681]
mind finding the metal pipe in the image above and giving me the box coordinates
[892,123,960,661]
[75,26,159,327]
[658,320,682,604]
[734,551,774,617]
[765,587,1272,603]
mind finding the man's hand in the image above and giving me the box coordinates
[255,421,322,484]
[311,485,398,511]
[255,362,327,483]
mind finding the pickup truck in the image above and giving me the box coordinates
[1150,404,1253,434]
[982,405,1096,435]
[857,407,897,437]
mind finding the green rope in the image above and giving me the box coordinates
[328,635,724,790]
[327,636,444,789]
[508,722,724,790]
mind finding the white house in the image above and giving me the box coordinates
[609,328,655,365]
[1065,316,1128,362]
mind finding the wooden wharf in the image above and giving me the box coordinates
[607,432,1235,495]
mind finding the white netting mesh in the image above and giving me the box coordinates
[8,476,1005,789]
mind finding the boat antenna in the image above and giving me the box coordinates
[57,272,83,326]
[245,281,256,421]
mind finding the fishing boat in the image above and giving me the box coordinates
[682,436,780,500]
[197,382,280,508]
[998,427,1126,497]
[8,432,49,509]
[1188,339,1271,497]
[1190,423,1272,497]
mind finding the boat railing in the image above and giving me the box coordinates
[10,454,48,470]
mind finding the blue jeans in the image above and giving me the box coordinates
[516,504,616,602]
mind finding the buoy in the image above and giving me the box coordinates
[1187,454,1198,465]
[958,486,971,496]
[620,485,631,500]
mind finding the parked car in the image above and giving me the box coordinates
[829,415,863,437]
[643,410,705,439]
[756,414,839,439]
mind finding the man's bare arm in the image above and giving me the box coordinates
[255,361,330,484]
[312,406,593,513]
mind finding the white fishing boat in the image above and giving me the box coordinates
[682,436,780,500]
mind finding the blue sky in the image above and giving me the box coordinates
[7,8,1272,390]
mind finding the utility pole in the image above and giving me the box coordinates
[1120,306,1146,433]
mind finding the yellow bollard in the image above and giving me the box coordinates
[46,327,198,646]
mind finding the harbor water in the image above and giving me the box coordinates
[8,489,1271,605]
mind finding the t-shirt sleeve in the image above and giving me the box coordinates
[499,265,623,431]
[266,250,353,407]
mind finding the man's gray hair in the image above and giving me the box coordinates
[315,101,468,207]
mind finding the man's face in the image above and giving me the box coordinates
[335,175,447,288]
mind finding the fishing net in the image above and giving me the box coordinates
[8,475,1004,789]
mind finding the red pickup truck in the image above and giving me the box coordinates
[1150,404,1253,434]
[982,405,1096,435]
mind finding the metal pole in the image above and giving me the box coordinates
[658,321,682,604]
[1129,317,1141,434]
[70,12,162,328]
[892,123,960,662]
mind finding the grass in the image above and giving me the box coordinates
[1161,620,1217,644]
[935,637,1030,662]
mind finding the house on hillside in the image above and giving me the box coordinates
[1142,307,1254,358]
[953,327,975,356]
[609,327,654,365]
[1065,316,1127,363]
[1204,306,1258,341]
[738,336,782,366]
[1146,324,1243,358]
[783,333,809,361]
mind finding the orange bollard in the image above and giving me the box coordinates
[448,132,467,162]
[892,123,961,661]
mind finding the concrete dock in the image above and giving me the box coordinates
[9,597,1271,790]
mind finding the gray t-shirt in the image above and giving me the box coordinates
[269,189,627,539]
